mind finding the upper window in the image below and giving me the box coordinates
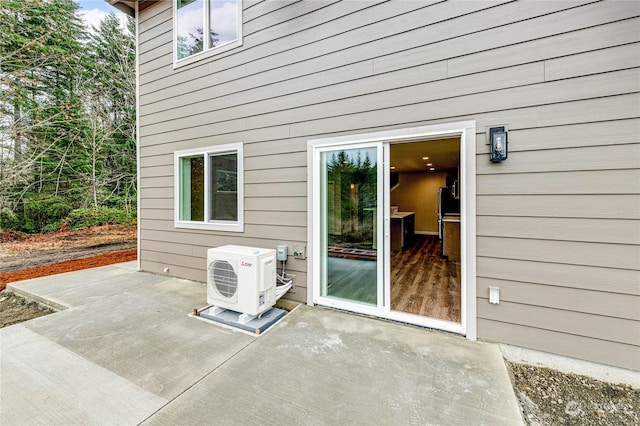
[175,143,243,232]
[175,0,241,63]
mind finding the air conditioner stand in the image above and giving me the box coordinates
[204,306,273,325]
[208,306,226,316]
[237,313,256,324]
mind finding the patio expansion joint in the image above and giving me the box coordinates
[137,336,259,424]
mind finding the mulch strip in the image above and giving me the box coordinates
[0,249,137,291]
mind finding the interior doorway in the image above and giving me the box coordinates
[389,139,461,323]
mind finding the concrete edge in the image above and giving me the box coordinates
[488,343,528,425]
[500,344,640,389]
[5,284,68,311]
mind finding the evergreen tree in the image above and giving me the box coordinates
[0,0,89,229]
[0,2,137,232]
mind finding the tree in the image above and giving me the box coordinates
[177,27,219,59]
[84,13,137,210]
[0,2,137,232]
[0,0,90,229]
[327,150,377,246]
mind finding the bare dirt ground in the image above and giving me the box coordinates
[0,224,136,290]
[0,292,56,328]
[0,227,637,424]
[0,224,137,327]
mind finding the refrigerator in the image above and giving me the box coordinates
[437,186,459,240]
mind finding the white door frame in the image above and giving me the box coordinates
[307,120,477,339]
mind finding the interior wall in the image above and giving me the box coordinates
[390,171,447,233]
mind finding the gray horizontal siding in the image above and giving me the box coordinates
[477,194,639,219]
[447,18,639,77]
[478,320,639,371]
[476,169,639,194]
[474,119,640,152]
[478,257,639,295]
[139,1,634,107]
[285,73,638,138]
[476,217,639,245]
[478,301,638,346]
[476,278,640,321]
[140,228,307,254]
[138,84,638,151]
[243,0,343,37]
[477,237,639,270]
[544,42,640,80]
[142,16,638,133]
[137,0,640,370]
[475,145,640,174]
[139,0,481,91]
[139,61,543,130]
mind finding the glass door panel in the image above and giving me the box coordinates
[320,147,379,306]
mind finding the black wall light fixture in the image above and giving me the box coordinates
[489,126,508,162]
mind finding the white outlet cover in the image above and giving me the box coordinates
[489,286,500,304]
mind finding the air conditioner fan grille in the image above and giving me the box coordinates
[209,260,237,298]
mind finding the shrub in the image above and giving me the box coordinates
[67,207,136,230]
[0,207,18,231]
[21,195,73,233]
[43,220,64,233]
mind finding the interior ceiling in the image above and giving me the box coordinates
[390,138,460,173]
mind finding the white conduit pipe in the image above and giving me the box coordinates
[275,259,293,301]
[275,282,292,300]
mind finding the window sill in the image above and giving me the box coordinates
[173,39,242,69]
[174,220,244,233]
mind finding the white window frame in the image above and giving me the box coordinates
[173,0,243,68]
[174,142,244,232]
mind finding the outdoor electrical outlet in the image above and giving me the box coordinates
[489,286,500,304]
[293,245,306,259]
[276,245,288,261]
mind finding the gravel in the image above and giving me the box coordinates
[507,361,640,425]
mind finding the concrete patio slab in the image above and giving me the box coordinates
[7,261,146,309]
[1,324,166,425]
[144,305,523,425]
[16,276,255,400]
[2,264,524,425]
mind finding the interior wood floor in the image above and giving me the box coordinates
[391,235,461,323]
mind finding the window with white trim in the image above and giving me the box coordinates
[175,143,243,232]
[175,0,242,63]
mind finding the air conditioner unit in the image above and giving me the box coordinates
[207,245,276,318]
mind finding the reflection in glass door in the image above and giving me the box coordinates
[320,146,380,306]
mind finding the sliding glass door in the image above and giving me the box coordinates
[310,122,475,337]
[318,144,383,308]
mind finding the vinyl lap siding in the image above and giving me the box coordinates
[137,0,640,370]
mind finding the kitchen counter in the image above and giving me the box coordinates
[443,214,460,262]
[390,211,415,219]
[443,214,460,222]
[391,212,415,251]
